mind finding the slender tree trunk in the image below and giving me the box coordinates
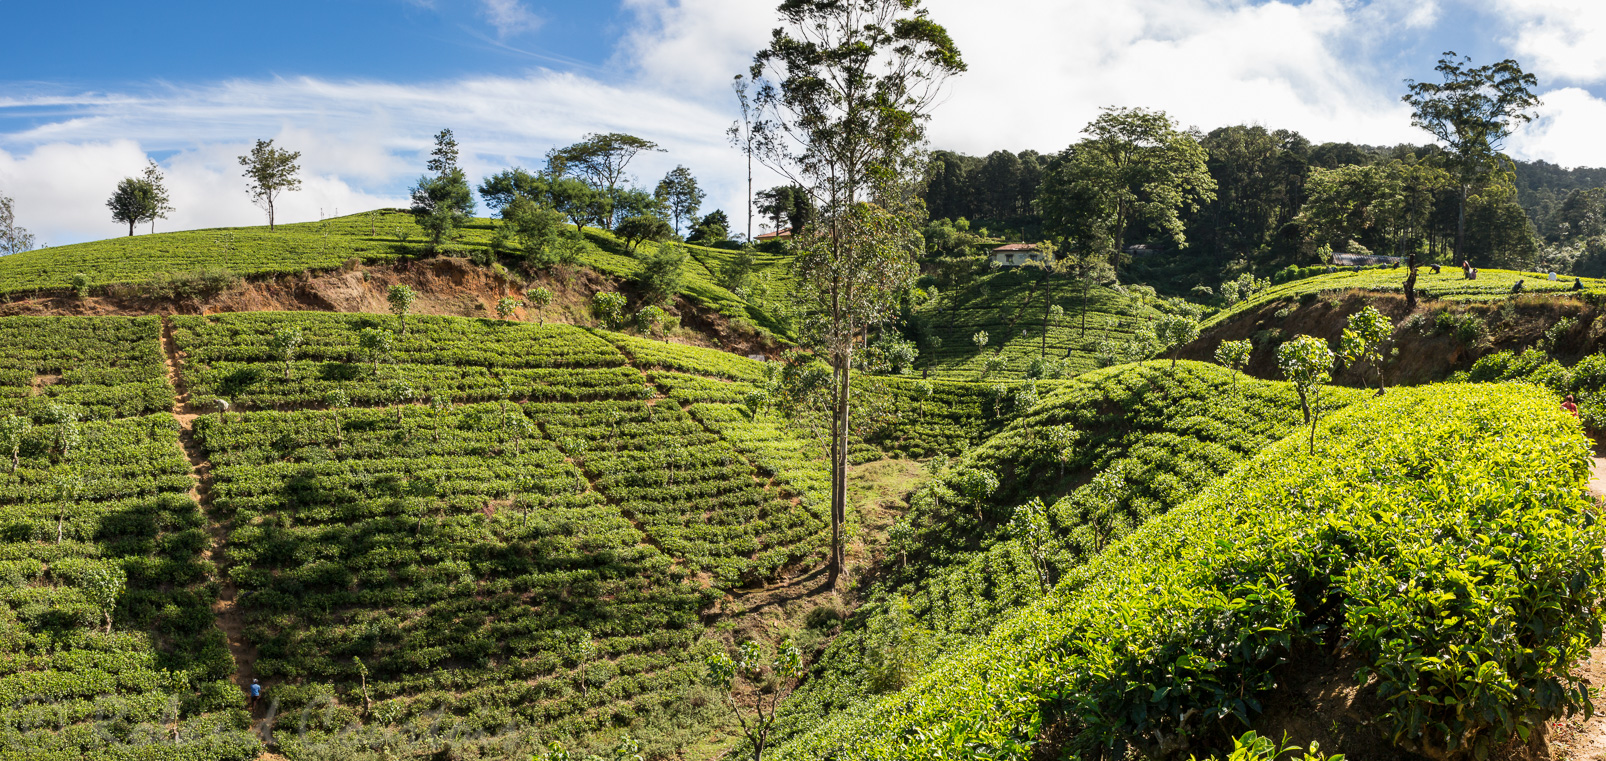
[1081,283,1090,337]
[127,221,135,237]
[1039,277,1055,357]
[1404,253,1418,311]
[1456,183,1467,263]
[831,342,853,589]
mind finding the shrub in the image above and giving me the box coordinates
[637,242,688,306]
[774,384,1605,761]
[593,292,629,329]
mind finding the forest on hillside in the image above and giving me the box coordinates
[919,132,1606,292]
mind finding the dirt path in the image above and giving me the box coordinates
[158,317,268,733]
[1547,456,1606,760]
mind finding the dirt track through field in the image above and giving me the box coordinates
[158,317,278,753]
[1547,455,1606,760]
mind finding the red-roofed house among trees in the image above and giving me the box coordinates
[991,243,1045,267]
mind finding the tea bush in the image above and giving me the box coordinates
[774,383,1604,761]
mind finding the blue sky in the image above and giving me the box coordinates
[5,0,1606,246]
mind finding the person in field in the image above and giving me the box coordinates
[1563,394,1579,417]
[249,679,261,710]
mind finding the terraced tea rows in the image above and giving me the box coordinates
[171,313,647,410]
[777,383,1603,761]
[917,269,1167,380]
[0,316,173,422]
[193,404,713,757]
[0,414,257,761]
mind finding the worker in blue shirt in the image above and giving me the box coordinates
[249,679,261,710]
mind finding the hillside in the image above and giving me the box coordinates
[766,362,1371,750]
[0,311,1006,760]
[1204,266,1606,330]
[913,267,1170,380]
[0,210,794,342]
[774,382,1603,761]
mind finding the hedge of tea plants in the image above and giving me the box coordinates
[599,332,768,383]
[775,382,1605,761]
[171,313,648,410]
[0,316,174,422]
[1202,266,1606,329]
[764,362,1367,751]
[0,414,257,760]
[914,268,1166,380]
[193,403,717,758]
[537,400,826,587]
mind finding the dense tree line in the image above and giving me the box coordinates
[923,132,1604,285]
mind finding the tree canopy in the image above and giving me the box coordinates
[238,139,302,232]
[1038,107,1216,266]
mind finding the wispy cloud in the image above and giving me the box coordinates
[4,0,1605,247]
[0,71,772,246]
[480,0,543,39]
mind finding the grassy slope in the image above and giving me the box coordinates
[0,316,256,761]
[162,311,997,759]
[916,268,1165,380]
[765,362,1369,749]
[774,382,1601,760]
[1205,266,1606,329]
[0,210,793,338]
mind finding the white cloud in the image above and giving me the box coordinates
[1504,87,1606,167]
[1491,0,1606,85]
[480,0,543,38]
[0,72,784,245]
[5,0,1605,247]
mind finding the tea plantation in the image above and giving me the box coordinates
[775,382,1603,761]
[0,211,789,338]
[765,362,1369,747]
[0,313,258,758]
[1204,266,1606,329]
[1,305,1600,761]
[914,267,1169,380]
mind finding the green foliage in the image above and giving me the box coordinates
[915,268,1166,380]
[616,215,672,253]
[70,272,90,298]
[1155,313,1202,369]
[1007,498,1056,594]
[357,326,395,372]
[1339,306,1393,392]
[496,296,524,321]
[268,325,303,380]
[411,168,476,249]
[654,165,705,237]
[172,313,639,410]
[0,413,256,758]
[106,176,160,236]
[1277,334,1335,451]
[636,304,668,338]
[1038,106,1216,261]
[239,138,302,231]
[78,562,126,632]
[770,362,1365,753]
[1190,732,1343,761]
[1214,338,1252,384]
[0,315,174,422]
[592,292,629,330]
[636,242,688,306]
[387,283,417,334]
[774,384,1603,761]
